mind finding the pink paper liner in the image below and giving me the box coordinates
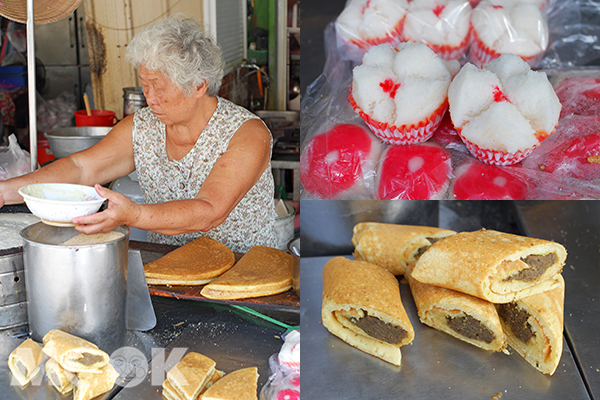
[349,92,447,145]
[402,28,471,61]
[469,27,543,67]
[348,17,406,50]
[458,130,537,166]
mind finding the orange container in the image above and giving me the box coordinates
[74,110,118,127]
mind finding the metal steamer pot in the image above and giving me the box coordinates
[20,223,129,354]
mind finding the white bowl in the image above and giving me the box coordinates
[18,183,106,226]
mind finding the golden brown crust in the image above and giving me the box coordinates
[144,236,235,283]
[8,338,45,387]
[497,274,565,375]
[41,330,109,373]
[352,223,456,276]
[406,270,506,352]
[166,352,217,400]
[411,229,567,302]
[201,246,292,300]
[200,367,259,400]
[321,257,414,366]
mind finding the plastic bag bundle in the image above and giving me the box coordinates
[0,134,30,181]
[259,330,300,400]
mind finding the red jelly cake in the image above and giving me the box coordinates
[451,161,528,200]
[300,124,383,199]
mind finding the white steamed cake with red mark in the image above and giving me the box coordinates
[375,143,452,200]
[447,53,561,165]
[451,162,528,200]
[300,124,383,199]
[335,0,409,50]
[350,42,460,145]
[402,0,472,60]
[469,0,549,67]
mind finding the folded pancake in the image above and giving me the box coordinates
[411,229,567,303]
[8,338,45,387]
[496,274,565,375]
[163,368,224,400]
[45,358,75,394]
[201,246,292,300]
[352,222,456,275]
[42,329,110,373]
[322,257,414,366]
[144,236,235,285]
[166,352,217,400]
[405,267,506,352]
[200,367,259,400]
[73,362,119,400]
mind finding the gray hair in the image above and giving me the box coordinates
[126,15,225,97]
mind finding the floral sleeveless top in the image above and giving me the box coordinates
[131,97,277,253]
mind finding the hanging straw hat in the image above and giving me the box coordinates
[0,0,82,25]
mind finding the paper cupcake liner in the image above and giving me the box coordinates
[459,133,537,166]
[348,17,406,50]
[402,31,471,61]
[349,92,447,145]
[469,28,543,68]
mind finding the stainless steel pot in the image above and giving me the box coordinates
[287,237,300,297]
[44,126,112,158]
[21,223,129,354]
[123,87,147,117]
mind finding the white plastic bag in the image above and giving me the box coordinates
[0,134,30,181]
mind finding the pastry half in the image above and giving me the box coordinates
[352,222,456,276]
[8,338,45,387]
[73,362,119,400]
[144,236,235,285]
[200,367,259,400]
[42,329,110,373]
[411,229,566,303]
[496,274,565,375]
[45,358,75,394]
[406,268,506,352]
[166,352,217,400]
[321,257,414,366]
[201,246,292,300]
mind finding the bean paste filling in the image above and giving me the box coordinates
[348,312,408,344]
[497,302,535,343]
[446,314,495,344]
[504,253,557,282]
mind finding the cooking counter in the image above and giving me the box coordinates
[300,201,599,399]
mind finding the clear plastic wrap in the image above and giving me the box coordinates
[301,0,600,200]
[0,134,31,181]
[259,330,300,400]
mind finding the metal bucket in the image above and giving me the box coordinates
[274,203,296,251]
[287,237,300,297]
[123,87,147,117]
[21,223,129,354]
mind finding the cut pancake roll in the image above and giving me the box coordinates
[352,222,456,275]
[42,330,110,373]
[8,338,45,387]
[45,358,75,394]
[405,267,507,352]
[144,236,235,285]
[321,257,414,366]
[496,274,565,375]
[411,229,567,303]
[200,246,292,300]
[73,362,120,400]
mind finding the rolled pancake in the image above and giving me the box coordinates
[45,358,75,394]
[8,338,45,387]
[166,352,217,400]
[352,223,456,276]
[405,267,506,352]
[322,257,414,366]
[496,274,565,375]
[411,229,567,303]
[73,362,119,400]
[200,367,259,400]
[42,329,109,373]
[144,236,235,285]
[201,246,292,300]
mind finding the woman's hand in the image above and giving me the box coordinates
[72,184,141,234]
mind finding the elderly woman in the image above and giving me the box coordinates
[0,15,277,253]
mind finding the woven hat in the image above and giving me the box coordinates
[0,0,82,25]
